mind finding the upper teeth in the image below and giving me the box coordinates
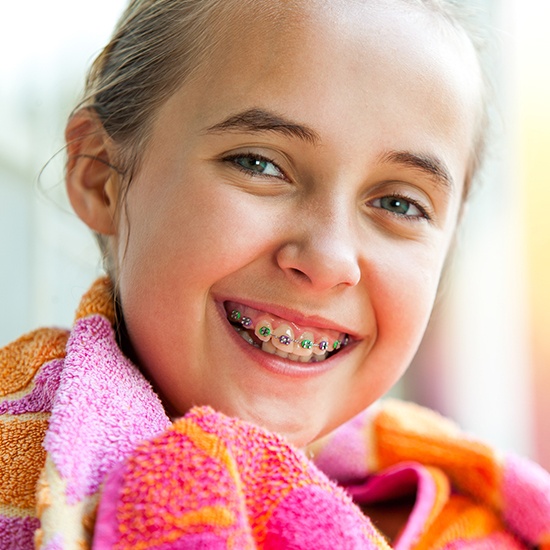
[272,324,296,352]
[228,307,346,363]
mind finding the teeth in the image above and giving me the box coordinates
[239,328,255,345]
[261,339,277,354]
[272,324,295,352]
[231,310,342,364]
[260,336,328,363]
[255,318,273,342]
[293,331,315,358]
[313,335,330,355]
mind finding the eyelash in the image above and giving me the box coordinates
[370,193,432,222]
[222,153,432,221]
[222,152,288,181]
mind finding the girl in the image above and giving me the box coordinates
[1,0,549,548]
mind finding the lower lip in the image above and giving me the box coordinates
[217,303,353,378]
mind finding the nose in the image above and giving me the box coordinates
[275,202,362,291]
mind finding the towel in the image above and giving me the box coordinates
[1,277,549,549]
[312,400,550,549]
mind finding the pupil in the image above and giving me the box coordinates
[382,196,409,214]
[241,157,266,172]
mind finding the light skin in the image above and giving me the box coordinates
[66,0,482,453]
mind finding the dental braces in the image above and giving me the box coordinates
[230,309,348,351]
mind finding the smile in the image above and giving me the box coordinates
[225,302,349,363]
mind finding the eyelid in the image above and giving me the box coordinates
[221,151,290,181]
[369,192,434,222]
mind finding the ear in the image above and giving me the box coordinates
[65,109,120,235]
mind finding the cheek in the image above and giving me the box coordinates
[116,176,278,293]
[368,243,446,367]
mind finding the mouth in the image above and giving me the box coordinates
[224,301,349,364]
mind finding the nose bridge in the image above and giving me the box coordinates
[277,193,361,290]
[312,196,353,251]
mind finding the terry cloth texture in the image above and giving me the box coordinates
[0,277,549,549]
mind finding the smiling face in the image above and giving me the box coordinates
[98,0,482,446]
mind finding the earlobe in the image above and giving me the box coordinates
[65,109,120,235]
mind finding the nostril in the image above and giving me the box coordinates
[289,267,311,283]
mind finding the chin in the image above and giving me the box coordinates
[221,401,329,449]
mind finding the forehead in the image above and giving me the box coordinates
[203,0,479,74]
[191,0,482,130]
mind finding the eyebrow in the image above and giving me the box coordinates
[378,150,455,192]
[204,108,320,145]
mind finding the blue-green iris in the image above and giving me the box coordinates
[380,196,411,215]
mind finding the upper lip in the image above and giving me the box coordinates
[218,296,361,340]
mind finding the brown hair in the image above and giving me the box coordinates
[80,0,256,179]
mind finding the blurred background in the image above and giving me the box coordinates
[1,1,549,469]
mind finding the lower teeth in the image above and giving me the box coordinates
[235,326,260,348]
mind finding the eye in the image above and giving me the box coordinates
[371,194,429,220]
[224,153,286,179]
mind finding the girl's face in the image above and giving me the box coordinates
[111,1,481,446]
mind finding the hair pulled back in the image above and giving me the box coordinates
[80,0,255,181]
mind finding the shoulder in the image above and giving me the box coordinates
[0,327,69,401]
[0,327,69,546]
